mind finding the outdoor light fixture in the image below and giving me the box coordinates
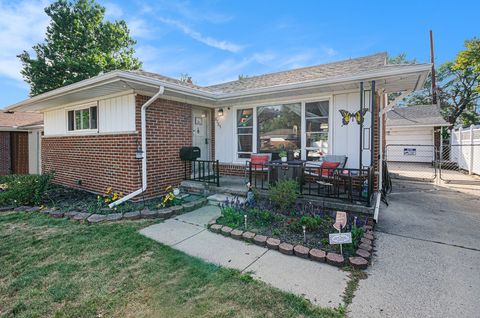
[217,108,224,117]
[135,147,144,160]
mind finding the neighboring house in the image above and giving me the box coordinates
[0,112,43,175]
[4,52,430,202]
[385,105,449,162]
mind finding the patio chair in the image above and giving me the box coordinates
[303,155,348,196]
[244,153,272,187]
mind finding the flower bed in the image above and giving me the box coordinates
[210,179,375,269]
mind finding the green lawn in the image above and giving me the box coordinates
[0,212,344,318]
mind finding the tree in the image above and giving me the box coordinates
[18,0,142,96]
[454,38,480,93]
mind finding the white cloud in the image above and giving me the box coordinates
[103,1,124,19]
[0,0,50,82]
[157,17,243,53]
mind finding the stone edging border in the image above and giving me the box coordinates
[6,198,208,224]
[207,218,376,270]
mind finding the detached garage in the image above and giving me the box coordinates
[385,105,449,163]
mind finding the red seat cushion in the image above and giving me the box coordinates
[318,161,340,176]
[250,154,269,169]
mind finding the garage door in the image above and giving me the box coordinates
[386,127,434,163]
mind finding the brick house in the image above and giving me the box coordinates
[4,53,430,205]
[0,112,43,175]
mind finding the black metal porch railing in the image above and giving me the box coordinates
[247,161,374,206]
[183,159,220,186]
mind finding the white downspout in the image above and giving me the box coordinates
[109,86,165,207]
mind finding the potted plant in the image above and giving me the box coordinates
[279,150,288,162]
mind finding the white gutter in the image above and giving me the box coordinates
[109,86,165,208]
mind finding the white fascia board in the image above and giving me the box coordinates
[387,123,450,128]
[4,64,432,112]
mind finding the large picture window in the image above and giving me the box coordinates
[257,103,301,158]
[305,101,329,161]
[68,106,98,131]
[237,108,253,158]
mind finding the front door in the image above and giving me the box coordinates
[192,108,209,160]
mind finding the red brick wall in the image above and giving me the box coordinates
[219,163,245,177]
[11,132,29,174]
[0,132,11,175]
[42,133,141,195]
[135,95,194,199]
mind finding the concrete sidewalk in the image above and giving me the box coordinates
[140,206,349,308]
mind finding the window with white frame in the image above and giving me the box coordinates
[237,108,253,158]
[67,106,98,131]
[305,100,329,161]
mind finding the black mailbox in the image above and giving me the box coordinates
[180,147,201,160]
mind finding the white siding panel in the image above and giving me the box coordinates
[44,109,66,135]
[215,108,236,163]
[98,94,136,133]
[28,129,42,174]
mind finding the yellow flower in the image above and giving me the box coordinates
[166,185,172,191]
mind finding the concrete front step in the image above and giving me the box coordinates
[207,193,246,206]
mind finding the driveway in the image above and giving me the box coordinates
[350,180,480,317]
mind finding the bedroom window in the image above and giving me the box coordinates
[68,106,98,131]
[305,101,329,161]
[237,108,253,158]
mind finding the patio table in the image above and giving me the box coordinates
[269,160,305,185]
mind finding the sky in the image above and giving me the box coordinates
[0,0,479,108]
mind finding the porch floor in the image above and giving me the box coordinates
[181,175,375,215]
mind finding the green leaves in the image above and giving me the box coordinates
[18,0,142,96]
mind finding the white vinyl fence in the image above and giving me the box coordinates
[450,125,480,175]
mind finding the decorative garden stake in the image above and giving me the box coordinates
[302,225,306,243]
[244,214,248,230]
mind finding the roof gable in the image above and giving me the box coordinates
[386,105,449,127]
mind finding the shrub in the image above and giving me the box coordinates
[0,173,54,206]
[220,206,243,228]
[268,179,299,212]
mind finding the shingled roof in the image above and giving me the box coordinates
[0,112,43,129]
[132,52,390,94]
[386,105,449,127]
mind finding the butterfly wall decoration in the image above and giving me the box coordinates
[338,109,368,126]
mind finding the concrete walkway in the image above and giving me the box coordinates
[140,206,349,308]
[349,180,480,318]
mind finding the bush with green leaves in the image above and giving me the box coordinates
[0,173,54,206]
[268,179,299,212]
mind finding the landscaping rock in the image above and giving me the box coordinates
[309,249,326,262]
[367,218,375,226]
[157,207,175,219]
[360,237,372,245]
[170,205,184,215]
[253,235,267,247]
[182,202,196,212]
[210,224,222,233]
[266,237,281,250]
[42,208,55,215]
[140,209,158,219]
[73,212,91,222]
[65,211,79,219]
[349,256,368,270]
[14,206,30,212]
[363,225,373,231]
[88,214,107,223]
[294,245,310,258]
[356,249,371,260]
[221,226,233,236]
[242,231,256,242]
[26,206,41,213]
[207,219,217,226]
[279,242,294,255]
[50,211,65,218]
[364,233,374,241]
[124,211,141,220]
[194,199,206,209]
[0,206,14,212]
[105,213,123,222]
[359,243,373,252]
[326,253,344,267]
[231,229,244,240]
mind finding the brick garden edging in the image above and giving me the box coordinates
[8,198,208,224]
[208,218,376,270]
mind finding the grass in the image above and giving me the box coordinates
[0,212,344,318]
[342,268,368,308]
